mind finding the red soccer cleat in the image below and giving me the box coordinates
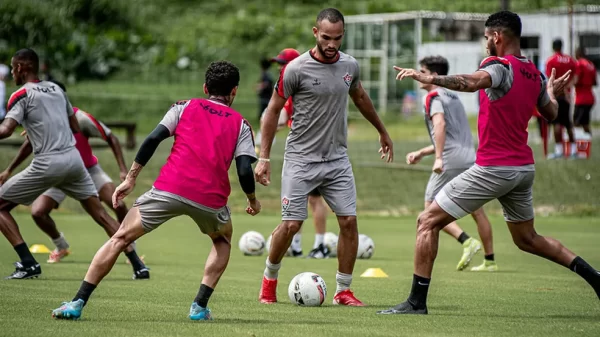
[332,289,366,306]
[259,276,278,304]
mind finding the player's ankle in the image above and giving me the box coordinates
[264,259,281,280]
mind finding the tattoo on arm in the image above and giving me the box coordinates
[431,75,470,91]
[127,162,143,180]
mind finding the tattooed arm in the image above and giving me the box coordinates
[394,66,492,93]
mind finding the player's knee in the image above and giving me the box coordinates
[416,211,435,234]
[281,220,302,236]
[512,232,536,253]
[337,216,357,233]
[31,206,48,220]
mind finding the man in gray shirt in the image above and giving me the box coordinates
[0,49,146,280]
[405,56,497,272]
[255,8,394,307]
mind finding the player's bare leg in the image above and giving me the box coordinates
[308,195,329,258]
[190,220,233,320]
[0,199,42,279]
[332,215,365,306]
[79,196,148,277]
[426,201,481,271]
[470,208,498,271]
[260,220,303,303]
[507,219,600,298]
[31,196,71,263]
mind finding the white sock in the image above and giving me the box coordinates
[570,142,577,155]
[313,234,324,249]
[290,233,302,252]
[264,259,281,280]
[555,143,563,155]
[52,233,69,250]
[335,271,352,294]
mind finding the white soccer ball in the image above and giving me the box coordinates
[239,231,265,256]
[266,234,293,256]
[324,232,338,257]
[357,234,375,259]
[288,272,328,307]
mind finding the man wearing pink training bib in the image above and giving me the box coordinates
[52,61,261,321]
[381,10,600,315]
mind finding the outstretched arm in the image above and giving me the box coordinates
[394,66,492,93]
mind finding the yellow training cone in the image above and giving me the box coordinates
[360,268,389,278]
[29,244,51,254]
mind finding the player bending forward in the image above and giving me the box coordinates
[0,49,143,280]
[52,61,261,321]
[379,11,600,315]
[255,8,394,307]
[407,55,498,272]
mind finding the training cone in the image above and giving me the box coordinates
[29,244,51,254]
[360,268,389,278]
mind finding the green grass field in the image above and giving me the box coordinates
[0,213,599,337]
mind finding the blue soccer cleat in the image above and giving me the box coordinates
[189,302,213,321]
[52,299,84,320]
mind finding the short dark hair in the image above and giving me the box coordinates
[13,48,40,73]
[553,39,563,52]
[317,8,345,27]
[205,61,240,96]
[419,56,449,76]
[485,10,522,38]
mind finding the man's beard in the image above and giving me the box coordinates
[317,44,338,59]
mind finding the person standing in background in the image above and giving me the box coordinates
[257,58,274,121]
[574,47,597,136]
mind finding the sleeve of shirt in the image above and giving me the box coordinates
[537,72,551,108]
[234,119,258,161]
[5,88,28,124]
[429,98,444,117]
[478,56,511,89]
[63,91,74,117]
[350,59,361,91]
[275,63,300,99]
[78,111,111,140]
[159,101,188,135]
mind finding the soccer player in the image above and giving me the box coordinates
[407,55,497,272]
[52,61,261,321]
[574,47,597,135]
[381,11,600,315]
[255,8,394,306]
[267,48,331,259]
[0,48,144,280]
[0,81,138,265]
[545,38,578,159]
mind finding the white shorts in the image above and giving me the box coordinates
[42,163,112,205]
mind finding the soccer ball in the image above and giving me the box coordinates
[357,234,375,259]
[239,231,265,256]
[266,234,293,256]
[324,232,338,257]
[288,272,328,307]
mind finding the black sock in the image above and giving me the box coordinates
[73,281,97,305]
[125,250,146,272]
[457,232,470,244]
[194,284,214,308]
[485,254,495,261]
[14,243,37,267]
[569,256,600,293]
[407,274,430,309]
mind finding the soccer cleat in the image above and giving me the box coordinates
[5,262,41,279]
[471,260,498,272]
[52,299,85,320]
[189,303,213,321]
[456,238,481,271]
[288,249,303,258]
[376,300,428,315]
[259,276,278,304]
[307,244,330,259]
[47,249,71,264]
[332,289,365,306]
[133,268,150,280]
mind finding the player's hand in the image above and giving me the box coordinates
[119,171,128,182]
[393,66,425,83]
[406,151,422,165]
[112,178,135,208]
[246,198,261,216]
[432,158,443,174]
[254,159,271,186]
[378,132,394,162]
[0,170,10,186]
[547,68,572,98]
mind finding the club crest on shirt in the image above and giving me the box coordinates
[342,73,353,87]
[281,197,290,213]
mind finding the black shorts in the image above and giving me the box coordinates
[550,97,572,127]
[574,104,593,126]
[308,188,321,197]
